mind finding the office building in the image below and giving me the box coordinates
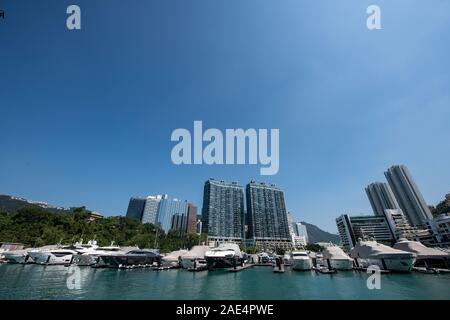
[246,181,291,249]
[293,222,309,243]
[141,195,166,225]
[201,179,245,244]
[385,165,433,227]
[171,214,188,235]
[186,203,198,234]
[158,198,188,233]
[365,182,400,216]
[126,197,147,221]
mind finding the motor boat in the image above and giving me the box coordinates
[290,251,313,270]
[28,240,97,266]
[257,252,270,264]
[393,238,450,269]
[161,249,189,268]
[72,242,127,266]
[181,246,210,270]
[205,243,243,269]
[322,245,354,270]
[2,249,33,264]
[283,253,291,265]
[97,248,161,268]
[29,247,79,265]
[349,238,416,272]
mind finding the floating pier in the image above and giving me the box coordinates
[313,266,336,274]
[353,267,391,273]
[412,267,450,274]
[273,265,285,273]
[228,264,254,272]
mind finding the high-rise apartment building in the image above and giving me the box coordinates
[385,165,433,227]
[336,214,394,250]
[246,181,291,248]
[201,179,245,244]
[365,182,400,216]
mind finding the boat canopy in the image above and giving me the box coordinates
[322,246,353,261]
[162,250,189,262]
[393,238,449,259]
[182,246,210,260]
[349,240,416,259]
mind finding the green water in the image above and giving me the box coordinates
[0,264,449,300]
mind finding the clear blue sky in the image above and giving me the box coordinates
[1,1,449,233]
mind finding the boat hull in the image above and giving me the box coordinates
[326,259,354,270]
[291,258,313,271]
[205,256,242,269]
[97,255,161,268]
[3,254,32,264]
[72,255,98,266]
[355,257,415,272]
[29,252,74,265]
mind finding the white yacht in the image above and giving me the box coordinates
[97,248,161,268]
[349,238,416,272]
[72,242,126,266]
[29,247,79,265]
[393,238,450,269]
[322,245,354,270]
[161,249,189,268]
[3,249,33,264]
[291,251,313,271]
[205,243,243,269]
[181,245,210,269]
[0,249,6,262]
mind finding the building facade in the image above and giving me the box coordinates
[383,209,434,245]
[141,195,166,225]
[158,198,188,233]
[384,165,433,227]
[126,197,147,221]
[246,181,291,249]
[186,203,198,234]
[293,222,309,243]
[201,179,245,244]
[426,214,450,247]
[171,213,188,235]
[336,214,393,251]
[365,182,400,216]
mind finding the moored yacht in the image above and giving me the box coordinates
[97,248,161,268]
[72,242,125,266]
[349,238,416,272]
[393,238,450,269]
[205,243,243,269]
[161,249,189,268]
[322,245,354,270]
[181,245,210,269]
[29,247,79,265]
[290,251,313,271]
[3,249,33,264]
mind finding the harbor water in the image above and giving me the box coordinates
[0,264,449,300]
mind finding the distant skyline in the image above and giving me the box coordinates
[1,1,450,233]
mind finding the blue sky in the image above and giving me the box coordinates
[1,1,449,233]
